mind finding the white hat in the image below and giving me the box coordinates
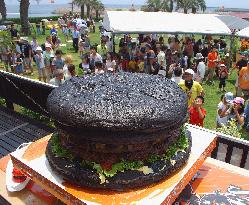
[220,64,226,67]
[194,53,204,60]
[45,43,52,49]
[185,69,195,76]
[20,37,29,42]
[36,46,42,51]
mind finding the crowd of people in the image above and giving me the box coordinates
[0,13,249,133]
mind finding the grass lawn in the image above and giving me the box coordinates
[1,23,248,140]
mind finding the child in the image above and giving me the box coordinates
[218,64,228,92]
[79,40,84,57]
[79,55,91,75]
[52,49,65,75]
[15,52,24,75]
[43,44,54,82]
[35,47,46,82]
[128,57,138,73]
[62,25,69,41]
[189,96,206,127]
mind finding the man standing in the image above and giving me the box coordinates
[72,27,80,53]
[179,69,205,107]
[207,46,219,84]
[238,61,249,100]
[21,38,33,75]
[234,54,248,96]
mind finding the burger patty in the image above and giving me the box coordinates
[59,128,181,164]
[56,123,182,144]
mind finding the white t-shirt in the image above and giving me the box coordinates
[197,61,206,79]
[106,60,116,69]
[216,102,229,126]
[90,53,103,64]
[157,51,166,68]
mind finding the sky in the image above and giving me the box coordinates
[5,0,249,8]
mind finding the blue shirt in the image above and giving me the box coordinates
[72,30,80,39]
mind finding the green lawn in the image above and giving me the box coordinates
[1,23,248,140]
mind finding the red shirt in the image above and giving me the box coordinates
[189,106,206,127]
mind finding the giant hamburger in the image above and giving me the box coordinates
[46,73,191,191]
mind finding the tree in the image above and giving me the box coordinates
[176,0,206,14]
[19,0,30,35]
[145,0,176,12]
[91,0,104,20]
[73,0,86,19]
[0,0,7,21]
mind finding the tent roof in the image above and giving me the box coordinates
[103,11,232,35]
[216,15,249,30]
[236,26,249,38]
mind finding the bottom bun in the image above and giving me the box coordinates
[45,131,192,191]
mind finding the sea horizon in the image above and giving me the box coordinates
[6,3,249,18]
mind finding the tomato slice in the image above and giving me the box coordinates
[12,168,27,183]
[100,162,113,171]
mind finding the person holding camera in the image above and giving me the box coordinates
[227,97,245,128]
[217,92,234,127]
[217,93,245,128]
[189,96,206,127]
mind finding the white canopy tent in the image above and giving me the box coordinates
[103,11,232,35]
[236,27,249,38]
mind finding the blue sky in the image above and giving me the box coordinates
[6,0,249,8]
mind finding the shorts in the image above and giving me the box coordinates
[219,78,226,88]
[38,67,46,78]
[16,64,23,73]
[24,58,32,68]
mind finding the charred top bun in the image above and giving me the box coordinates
[47,73,188,132]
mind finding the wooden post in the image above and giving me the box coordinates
[229,31,235,70]
[112,33,115,53]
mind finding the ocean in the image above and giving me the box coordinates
[6,3,249,18]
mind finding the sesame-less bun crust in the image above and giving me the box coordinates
[45,131,191,191]
[47,73,188,132]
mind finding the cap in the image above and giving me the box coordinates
[185,69,195,76]
[224,92,234,102]
[36,47,42,51]
[220,64,226,67]
[158,70,166,76]
[233,97,245,105]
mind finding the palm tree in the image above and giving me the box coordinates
[73,0,86,19]
[19,0,30,35]
[145,0,175,12]
[91,0,104,20]
[176,0,206,14]
[86,0,92,18]
[0,0,7,21]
